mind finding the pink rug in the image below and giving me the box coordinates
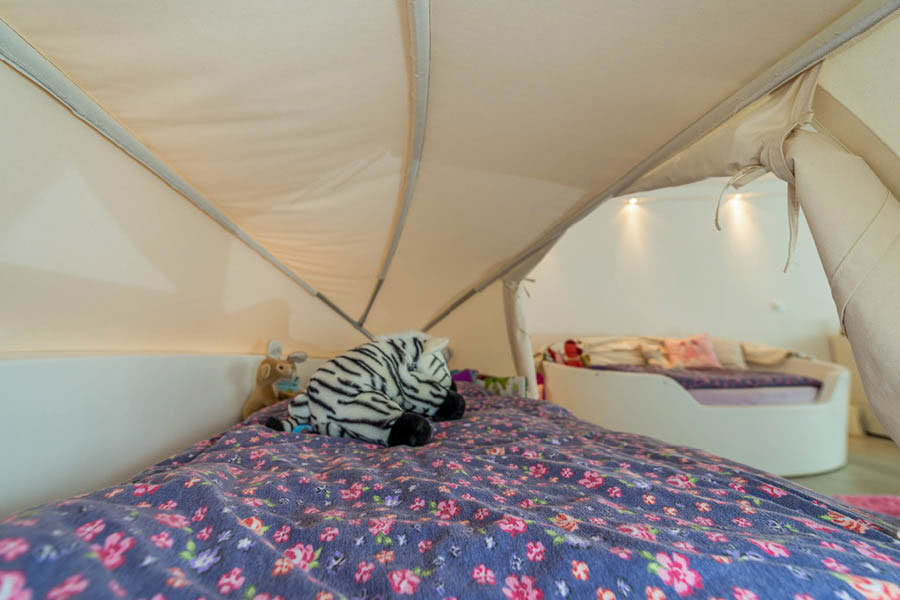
[836,495,900,518]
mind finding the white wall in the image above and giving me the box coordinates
[0,63,365,357]
[525,174,840,360]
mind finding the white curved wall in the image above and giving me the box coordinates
[525,175,841,359]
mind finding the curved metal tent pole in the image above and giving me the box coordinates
[424,0,900,332]
[358,0,431,327]
[0,17,375,341]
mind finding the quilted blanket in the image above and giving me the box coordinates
[2,383,899,599]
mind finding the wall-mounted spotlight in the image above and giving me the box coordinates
[628,197,638,206]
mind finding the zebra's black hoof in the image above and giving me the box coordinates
[264,417,286,431]
[433,389,466,421]
[387,412,431,447]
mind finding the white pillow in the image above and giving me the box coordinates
[711,338,748,369]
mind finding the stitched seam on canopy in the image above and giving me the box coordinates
[0,18,374,340]
[359,0,431,327]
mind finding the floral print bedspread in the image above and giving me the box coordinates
[2,382,899,599]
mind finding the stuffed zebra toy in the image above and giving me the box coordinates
[265,331,465,446]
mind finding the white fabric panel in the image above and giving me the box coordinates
[0,62,365,355]
[819,12,900,158]
[367,0,853,331]
[0,1,409,317]
[629,66,821,194]
[786,132,900,444]
[428,281,516,376]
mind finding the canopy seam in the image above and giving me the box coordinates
[0,18,373,341]
[358,0,431,327]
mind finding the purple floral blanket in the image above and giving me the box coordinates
[2,383,899,600]
[590,365,822,390]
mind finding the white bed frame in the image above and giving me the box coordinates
[544,357,849,476]
[0,354,326,517]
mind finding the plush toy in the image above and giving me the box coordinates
[266,331,465,446]
[241,356,296,419]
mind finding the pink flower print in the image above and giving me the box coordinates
[497,515,528,536]
[0,570,32,600]
[529,463,548,478]
[747,539,789,558]
[609,546,632,560]
[836,574,900,599]
[502,574,544,600]
[46,574,89,600]
[652,552,703,597]
[597,589,616,600]
[617,524,657,542]
[822,556,850,573]
[388,569,420,595]
[368,518,394,536]
[645,586,666,600]
[273,526,291,543]
[192,506,208,522]
[132,483,160,497]
[284,543,316,571]
[354,561,374,584]
[158,500,177,511]
[474,508,490,520]
[75,519,105,542]
[579,471,604,489]
[196,526,213,541]
[666,474,695,489]
[732,588,758,600]
[154,513,190,529]
[472,564,496,585]
[435,500,459,520]
[216,567,245,594]
[239,516,265,535]
[0,538,28,562]
[526,541,546,562]
[759,484,787,498]
[150,532,173,549]
[90,532,134,571]
[571,560,589,581]
[319,527,338,542]
[418,540,433,553]
[409,498,425,511]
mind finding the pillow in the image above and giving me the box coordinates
[711,338,748,369]
[640,343,675,368]
[578,337,645,366]
[664,334,722,369]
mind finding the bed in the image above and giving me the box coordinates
[545,356,850,478]
[2,382,897,599]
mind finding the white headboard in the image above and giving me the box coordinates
[0,353,326,517]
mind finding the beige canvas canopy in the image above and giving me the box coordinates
[1,2,899,440]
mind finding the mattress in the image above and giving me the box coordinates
[2,382,898,599]
[592,364,821,387]
[689,385,820,406]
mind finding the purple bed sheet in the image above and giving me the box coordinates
[591,364,822,389]
[689,386,820,406]
[2,382,899,600]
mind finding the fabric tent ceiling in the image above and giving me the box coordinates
[0,0,878,345]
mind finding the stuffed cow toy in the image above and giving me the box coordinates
[266,331,465,446]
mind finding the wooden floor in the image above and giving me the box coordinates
[789,434,900,496]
